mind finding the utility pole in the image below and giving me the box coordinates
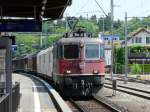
[66,18,68,32]
[40,32,43,48]
[40,20,43,49]
[111,0,114,80]
[102,16,105,34]
[65,13,69,32]
[124,12,128,84]
[87,14,88,20]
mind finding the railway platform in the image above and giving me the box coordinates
[12,73,71,112]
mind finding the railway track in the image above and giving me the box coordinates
[68,95,123,112]
[104,83,150,100]
[105,82,150,94]
[105,76,150,84]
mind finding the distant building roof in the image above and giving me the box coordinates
[128,28,150,39]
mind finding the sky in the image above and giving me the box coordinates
[64,0,150,20]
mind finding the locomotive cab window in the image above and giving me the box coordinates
[57,45,62,58]
[85,44,99,59]
[63,44,79,59]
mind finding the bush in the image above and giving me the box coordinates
[115,63,124,74]
[130,45,148,53]
[143,64,150,73]
[130,64,142,74]
[129,64,150,73]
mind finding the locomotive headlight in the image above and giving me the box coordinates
[93,70,99,74]
[65,70,71,74]
[80,43,84,48]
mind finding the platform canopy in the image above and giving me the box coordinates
[0,0,72,19]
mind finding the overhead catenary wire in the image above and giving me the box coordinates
[76,0,90,14]
[94,0,108,17]
[74,0,108,18]
[76,11,102,14]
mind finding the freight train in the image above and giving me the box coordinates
[13,28,105,97]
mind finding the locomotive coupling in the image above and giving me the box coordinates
[81,80,85,88]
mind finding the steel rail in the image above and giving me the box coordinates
[93,95,121,112]
[105,77,150,84]
[105,82,150,94]
[104,85,150,100]
[69,99,86,112]
[70,96,122,112]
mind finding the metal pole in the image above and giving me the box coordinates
[66,18,68,32]
[0,6,3,36]
[4,37,12,112]
[0,6,3,19]
[124,12,128,84]
[102,16,105,34]
[34,6,36,19]
[111,0,114,80]
[143,59,144,75]
[40,20,43,48]
[46,22,48,47]
[40,32,43,48]
[87,14,88,20]
[87,14,88,30]
[46,34,48,47]
[65,16,68,32]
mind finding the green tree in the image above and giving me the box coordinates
[47,34,63,46]
[77,20,99,33]
[114,47,125,73]
[97,13,111,33]
[104,13,111,31]
[114,20,122,30]
[15,34,40,56]
[90,15,97,24]
[114,47,125,64]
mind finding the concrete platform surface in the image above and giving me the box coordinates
[12,73,57,112]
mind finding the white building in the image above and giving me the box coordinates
[128,28,150,47]
[128,28,150,64]
[99,33,121,66]
[104,45,111,66]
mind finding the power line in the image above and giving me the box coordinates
[75,0,90,15]
[94,0,108,17]
[76,10,101,14]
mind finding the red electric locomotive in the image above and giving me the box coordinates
[52,29,105,96]
[13,28,105,97]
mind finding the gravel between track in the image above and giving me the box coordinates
[97,87,150,112]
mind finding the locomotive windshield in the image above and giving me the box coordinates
[63,44,79,59]
[85,44,99,59]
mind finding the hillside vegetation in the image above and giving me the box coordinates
[13,15,150,57]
